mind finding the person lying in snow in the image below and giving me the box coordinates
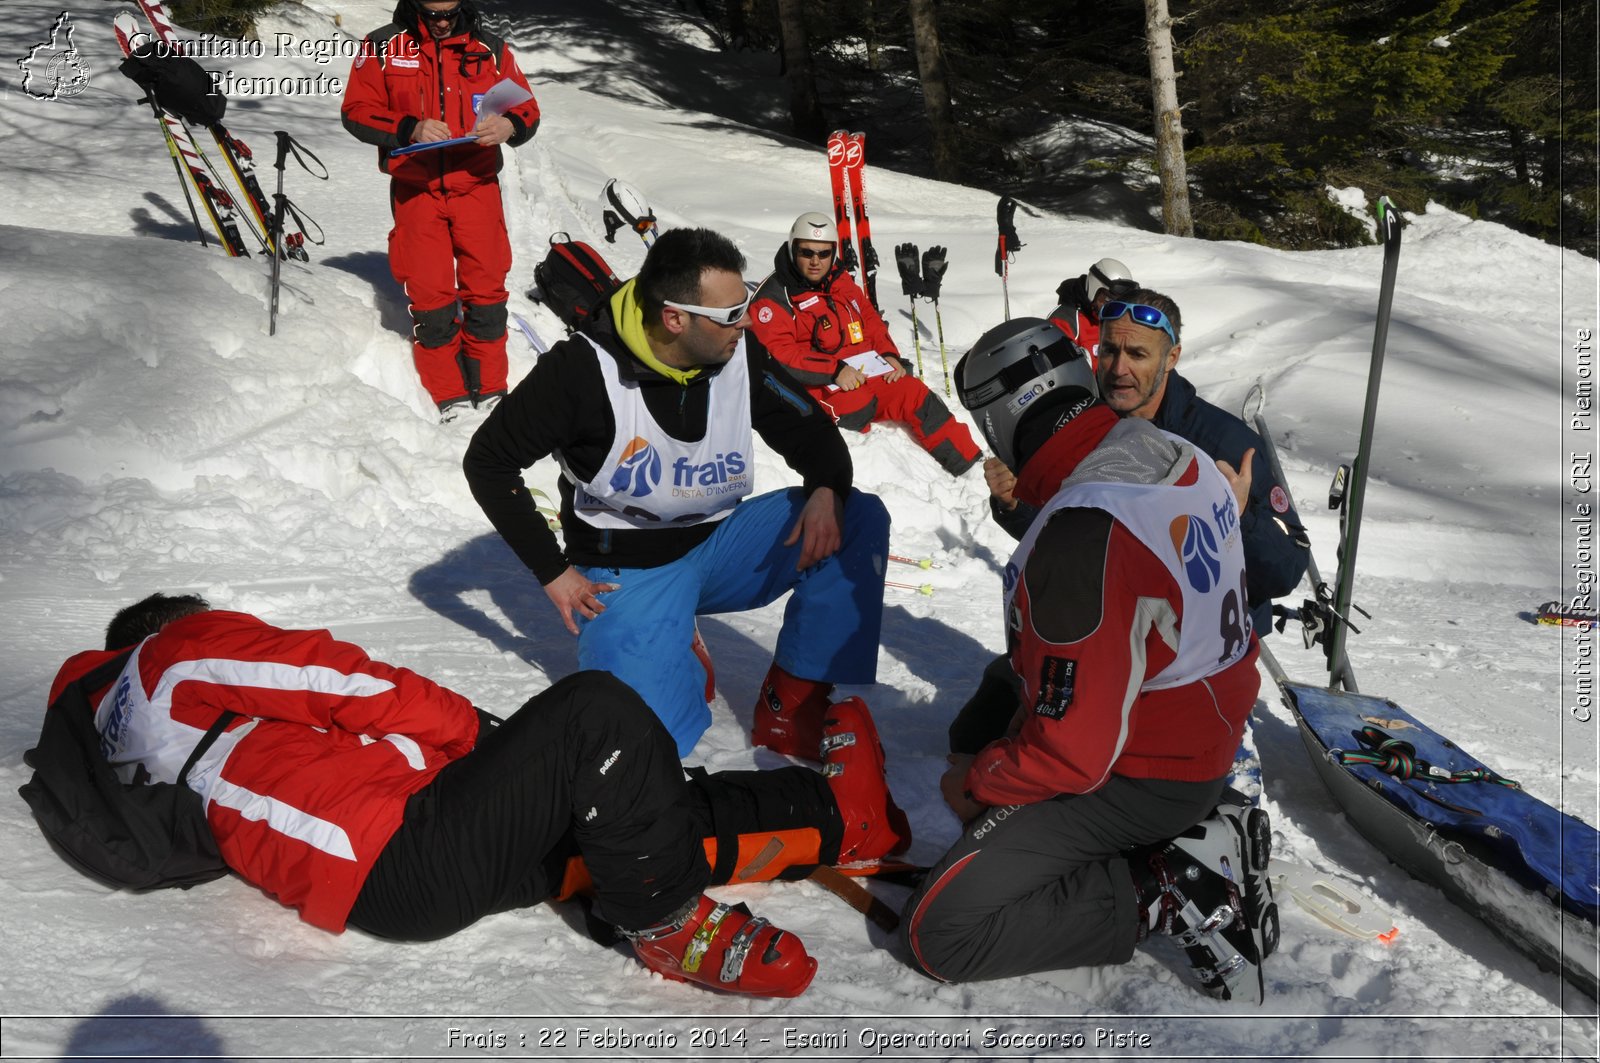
[43,592,912,998]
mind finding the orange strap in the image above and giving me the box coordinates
[552,828,824,902]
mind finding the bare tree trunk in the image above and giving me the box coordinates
[865,0,880,71]
[1144,0,1194,237]
[909,0,959,182]
[777,0,827,142]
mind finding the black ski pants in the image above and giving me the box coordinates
[901,775,1223,983]
[348,671,836,940]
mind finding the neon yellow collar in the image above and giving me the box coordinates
[611,279,701,385]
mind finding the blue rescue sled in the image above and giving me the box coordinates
[1283,682,1599,999]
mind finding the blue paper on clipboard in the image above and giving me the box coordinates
[389,135,482,158]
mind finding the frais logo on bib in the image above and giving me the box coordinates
[609,438,663,498]
[1170,514,1222,592]
[669,452,749,500]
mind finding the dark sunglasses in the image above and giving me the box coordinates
[955,334,1085,409]
[1100,301,1178,345]
[795,247,835,261]
[421,3,462,19]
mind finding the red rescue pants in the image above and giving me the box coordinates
[818,375,981,474]
[389,180,512,405]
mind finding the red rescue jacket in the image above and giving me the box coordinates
[50,611,479,932]
[750,246,900,391]
[340,1,540,191]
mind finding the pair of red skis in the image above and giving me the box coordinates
[825,130,880,311]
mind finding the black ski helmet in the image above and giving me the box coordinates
[955,317,1098,471]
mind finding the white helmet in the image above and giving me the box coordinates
[789,211,837,245]
[1085,257,1136,303]
[955,318,1098,471]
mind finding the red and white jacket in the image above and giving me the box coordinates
[749,248,901,392]
[50,611,479,932]
[967,410,1260,807]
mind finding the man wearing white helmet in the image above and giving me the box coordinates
[1049,257,1140,361]
[901,317,1274,1003]
[748,212,982,477]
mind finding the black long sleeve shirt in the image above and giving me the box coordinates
[463,304,853,584]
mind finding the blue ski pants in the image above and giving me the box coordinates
[574,487,890,757]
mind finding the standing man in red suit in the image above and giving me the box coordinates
[342,0,541,421]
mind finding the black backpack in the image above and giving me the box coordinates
[530,233,622,334]
[18,650,237,892]
[117,51,227,127]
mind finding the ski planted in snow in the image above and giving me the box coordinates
[846,132,880,309]
[826,130,860,278]
[113,11,250,258]
[133,0,310,260]
[1323,197,1404,691]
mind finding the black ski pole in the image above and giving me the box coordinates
[1326,197,1403,691]
[895,242,923,376]
[158,102,208,248]
[267,131,328,335]
[136,92,208,248]
[921,246,951,396]
[268,131,290,335]
[995,197,1021,320]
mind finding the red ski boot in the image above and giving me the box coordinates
[820,697,912,862]
[627,895,817,998]
[752,663,832,759]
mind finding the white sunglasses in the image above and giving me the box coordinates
[663,294,752,327]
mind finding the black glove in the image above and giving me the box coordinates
[994,196,1023,276]
[1056,274,1088,310]
[921,246,948,301]
[895,242,922,298]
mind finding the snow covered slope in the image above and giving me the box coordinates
[0,0,1594,1056]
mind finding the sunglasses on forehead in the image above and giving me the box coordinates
[1100,301,1178,345]
[663,293,753,327]
[421,2,462,19]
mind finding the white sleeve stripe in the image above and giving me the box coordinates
[383,733,426,771]
[209,778,358,862]
[149,659,397,716]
